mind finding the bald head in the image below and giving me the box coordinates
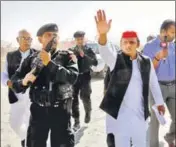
[18,29,30,37]
[147,35,155,42]
[17,29,32,52]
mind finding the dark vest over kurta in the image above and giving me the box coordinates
[100,51,151,120]
[7,49,35,104]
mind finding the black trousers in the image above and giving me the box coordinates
[27,99,74,147]
[72,72,92,119]
[107,133,133,147]
[107,133,115,147]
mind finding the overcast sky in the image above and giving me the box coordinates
[1,1,175,46]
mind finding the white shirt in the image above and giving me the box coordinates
[1,49,30,101]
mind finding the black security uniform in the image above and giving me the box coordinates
[11,24,78,147]
[69,31,98,129]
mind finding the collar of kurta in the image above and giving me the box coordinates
[122,51,142,70]
[122,51,140,61]
[18,48,33,54]
[19,49,30,56]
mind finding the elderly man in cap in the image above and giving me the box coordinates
[1,29,35,147]
[94,10,165,147]
[11,23,78,147]
[69,31,98,132]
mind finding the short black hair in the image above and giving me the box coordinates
[160,19,175,32]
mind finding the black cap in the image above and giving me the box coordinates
[73,31,85,38]
[37,23,58,36]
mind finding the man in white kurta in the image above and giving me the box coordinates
[1,37,31,145]
[1,30,51,147]
[100,43,164,146]
[94,10,165,147]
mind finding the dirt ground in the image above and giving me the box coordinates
[1,77,172,147]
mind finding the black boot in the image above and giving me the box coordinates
[107,133,115,147]
[82,99,91,124]
[84,111,91,123]
[73,118,80,132]
[21,140,25,147]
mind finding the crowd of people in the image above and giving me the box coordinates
[1,9,175,147]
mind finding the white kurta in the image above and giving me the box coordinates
[1,50,31,141]
[98,43,164,147]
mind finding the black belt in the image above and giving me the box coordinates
[159,80,175,86]
[37,98,70,108]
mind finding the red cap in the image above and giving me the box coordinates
[122,31,138,38]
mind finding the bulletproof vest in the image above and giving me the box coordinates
[29,50,73,107]
[100,51,151,120]
[7,49,35,103]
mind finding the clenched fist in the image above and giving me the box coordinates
[22,69,36,86]
[39,50,51,66]
[70,54,78,63]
